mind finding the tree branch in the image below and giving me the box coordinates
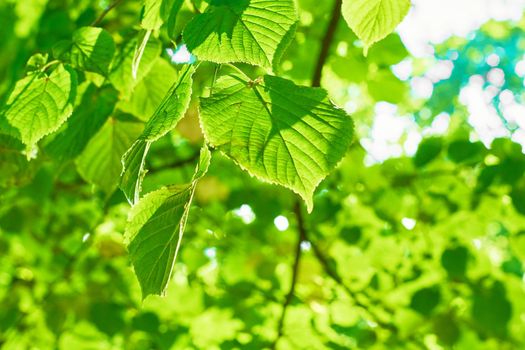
[91,0,124,27]
[147,151,201,174]
[271,201,307,349]
[311,0,343,87]
[271,3,345,343]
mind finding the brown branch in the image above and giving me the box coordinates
[91,0,124,27]
[271,201,307,349]
[311,0,343,87]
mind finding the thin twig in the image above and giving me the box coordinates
[148,151,201,174]
[311,0,342,87]
[271,2,344,343]
[310,242,399,331]
[271,201,307,349]
[91,0,124,27]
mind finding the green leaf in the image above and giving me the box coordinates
[414,137,443,168]
[342,0,410,53]
[200,74,353,212]
[110,36,162,97]
[511,184,525,215]
[441,246,469,279]
[1,64,77,150]
[272,20,298,74]
[410,287,441,316]
[76,116,143,195]
[132,30,153,80]
[472,281,512,337]
[183,0,297,68]
[367,69,408,103]
[141,0,184,36]
[140,65,194,140]
[193,145,212,180]
[125,146,210,298]
[447,140,486,164]
[120,64,195,204]
[141,0,163,31]
[59,27,116,75]
[163,0,184,38]
[118,58,178,121]
[46,84,119,160]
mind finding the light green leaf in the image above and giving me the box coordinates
[125,147,210,298]
[183,0,297,68]
[46,84,118,160]
[120,64,195,204]
[63,27,115,75]
[132,30,152,80]
[76,116,143,195]
[272,21,298,74]
[141,0,184,37]
[110,35,162,97]
[342,0,410,53]
[200,74,353,212]
[193,145,211,180]
[367,69,408,103]
[141,0,163,31]
[1,64,77,150]
[118,58,178,121]
[140,64,194,140]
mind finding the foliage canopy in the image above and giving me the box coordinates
[1,0,525,349]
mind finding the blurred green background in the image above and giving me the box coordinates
[1,0,525,349]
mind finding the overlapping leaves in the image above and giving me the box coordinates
[120,64,195,204]
[125,147,211,298]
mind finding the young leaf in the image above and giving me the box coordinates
[141,0,184,38]
[0,64,77,150]
[200,74,353,212]
[119,58,178,121]
[120,64,195,204]
[58,26,116,75]
[125,146,211,298]
[76,116,143,196]
[183,0,297,68]
[110,36,162,97]
[141,0,163,31]
[342,0,410,53]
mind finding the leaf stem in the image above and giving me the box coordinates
[312,0,342,87]
[225,63,251,80]
[40,60,61,72]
